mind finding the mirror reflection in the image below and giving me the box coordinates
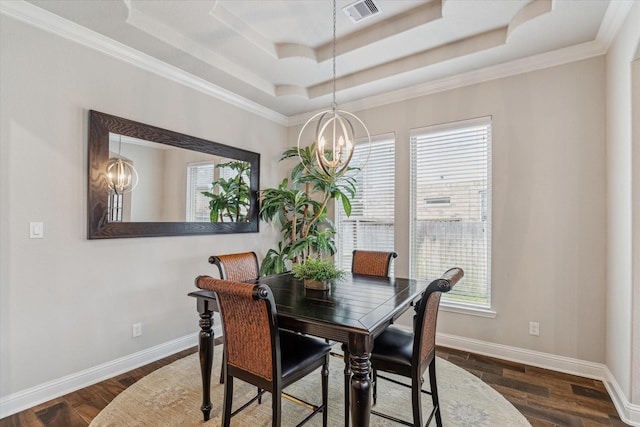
[107,134,251,223]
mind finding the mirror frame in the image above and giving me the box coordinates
[88,110,260,239]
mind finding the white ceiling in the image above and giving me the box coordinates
[2,0,632,123]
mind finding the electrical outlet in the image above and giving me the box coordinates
[529,321,540,336]
[132,323,142,338]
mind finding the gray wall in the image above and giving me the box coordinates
[0,15,286,396]
[291,56,608,364]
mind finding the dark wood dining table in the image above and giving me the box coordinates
[188,272,428,426]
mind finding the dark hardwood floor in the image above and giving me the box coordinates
[0,345,629,427]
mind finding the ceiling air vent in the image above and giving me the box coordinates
[342,0,380,23]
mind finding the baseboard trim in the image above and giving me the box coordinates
[0,330,208,419]
[436,332,640,426]
[603,366,640,426]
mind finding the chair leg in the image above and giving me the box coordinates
[222,375,233,427]
[322,356,329,427]
[411,376,423,427]
[372,368,377,405]
[272,386,282,427]
[219,354,225,384]
[429,360,442,427]
[342,345,350,427]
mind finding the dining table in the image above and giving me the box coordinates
[188,272,428,427]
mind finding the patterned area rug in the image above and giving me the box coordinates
[90,347,531,426]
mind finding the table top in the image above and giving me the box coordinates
[190,272,426,345]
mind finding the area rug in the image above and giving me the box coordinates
[90,347,531,427]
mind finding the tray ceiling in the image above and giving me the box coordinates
[2,0,632,122]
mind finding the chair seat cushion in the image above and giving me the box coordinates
[371,326,414,368]
[280,331,332,379]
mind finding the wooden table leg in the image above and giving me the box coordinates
[196,298,214,421]
[349,351,372,427]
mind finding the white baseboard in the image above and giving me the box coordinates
[0,330,212,419]
[603,366,640,426]
[436,332,640,426]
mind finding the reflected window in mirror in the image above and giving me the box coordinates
[186,162,215,222]
[108,193,124,222]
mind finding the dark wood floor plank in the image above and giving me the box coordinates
[527,391,615,424]
[480,371,550,397]
[0,409,44,427]
[73,397,109,425]
[444,353,504,376]
[525,364,601,388]
[514,401,585,427]
[466,352,527,373]
[33,401,87,427]
[583,418,614,426]
[573,384,612,401]
[527,416,557,427]
[89,378,126,403]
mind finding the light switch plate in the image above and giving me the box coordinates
[29,222,44,239]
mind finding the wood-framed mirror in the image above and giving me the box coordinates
[88,110,260,239]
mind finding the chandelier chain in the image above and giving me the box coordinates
[332,0,336,110]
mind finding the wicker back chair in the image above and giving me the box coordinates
[196,276,331,427]
[207,251,261,383]
[208,251,260,282]
[351,250,398,277]
[370,267,464,427]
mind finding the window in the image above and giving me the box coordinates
[186,162,215,222]
[410,117,492,311]
[336,135,395,273]
[108,192,123,222]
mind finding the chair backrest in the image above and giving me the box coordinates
[196,276,280,384]
[414,267,464,373]
[351,250,398,277]
[208,251,260,282]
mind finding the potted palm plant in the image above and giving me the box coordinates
[259,144,357,275]
[292,257,344,290]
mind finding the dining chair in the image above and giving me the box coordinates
[351,250,398,277]
[208,251,260,282]
[208,251,260,384]
[370,267,464,427]
[195,276,331,427]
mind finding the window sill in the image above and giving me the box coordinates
[440,302,497,318]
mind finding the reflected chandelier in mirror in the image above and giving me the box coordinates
[88,110,260,239]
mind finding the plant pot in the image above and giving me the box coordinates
[304,278,331,291]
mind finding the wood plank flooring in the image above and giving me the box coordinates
[0,346,629,427]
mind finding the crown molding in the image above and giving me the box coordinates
[0,0,288,126]
[289,38,607,126]
[596,0,635,51]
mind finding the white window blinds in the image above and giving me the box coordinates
[410,117,492,308]
[336,135,395,273]
[186,162,215,222]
